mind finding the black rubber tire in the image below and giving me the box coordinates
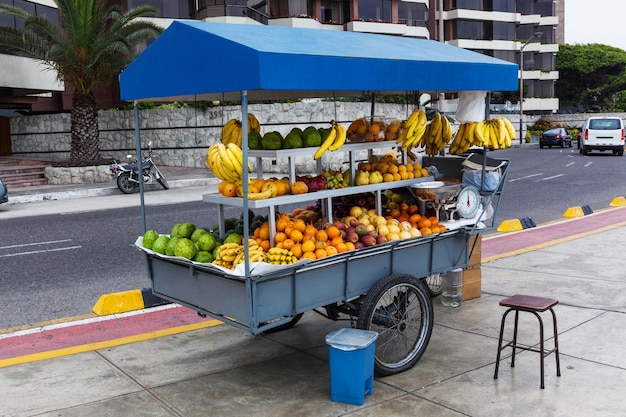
[619,149,624,156]
[356,274,433,376]
[560,140,565,148]
[116,172,137,194]
[539,144,544,149]
[569,140,573,148]
[157,176,169,190]
[262,313,304,333]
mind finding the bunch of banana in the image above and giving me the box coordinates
[230,239,266,267]
[206,142,251,183]
[220,114,261,147]
[314,121,347,159]
[396,108,427,150]
[449,117,516,154]
[265,247,298,265]
[415,112,454,156]
[236,184,274,200]
[212,243,242,269]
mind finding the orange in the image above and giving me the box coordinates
[259,226,270,241]
[301,251,317,260]
[276,218,289,232]
[293,219,306,233]
[420,227,432,235]
[383,173,394,182]
[400,171,408,180]
[314,248,328,259]
[325,246,338,256]
[301,240,316,253]
[315,229,329,242]
[408,204,419,215]
[304,224,318,236]
[398,213,409,223]
[420,168,429,177]
[398,164,407,172]
[345,242,356,251]
[389,209,401,219]
[291,243,303,258]
[387,164,399,174]
[428,216,439,226]
[253,226,261,238]
[409,213,422,225]
[326,225,340,239]
[399,203,409,212]
[438,225,447,232]
[282,238,295,250]
[406,172,414,179]
[275,242,284,249]
[335,242,348,253]
[392,172,401,181]
[330,236,344,247]
[314,240,327,250]
[260,240,270,252]
[301,234,316,243]
[274,232,287,244]
[405,163,414,172]
[417,218,431,229]
[289,229,303,243]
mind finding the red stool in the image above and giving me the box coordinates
[494,294,561,389]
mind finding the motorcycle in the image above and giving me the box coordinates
[110,141,169,194]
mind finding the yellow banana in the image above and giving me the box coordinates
[314,123,337,159]
[329,123,346,151]
[247,113,260,133]
[245,188,274,200]
[218,143,240,182]
[442,115,453,142]
[472,121,485,146]
[430,112,442,142]
[500,117,516,141]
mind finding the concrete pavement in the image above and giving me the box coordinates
[2,165,626,416]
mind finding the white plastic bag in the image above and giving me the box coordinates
[455,91,487,124]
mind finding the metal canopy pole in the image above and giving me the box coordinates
[241,91,250,278]
[134,100,147,233]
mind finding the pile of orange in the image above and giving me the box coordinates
[251,213,356,261]
[386,202,447,234]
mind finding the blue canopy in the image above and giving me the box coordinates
[119,21,518,101]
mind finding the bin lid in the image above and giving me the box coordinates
[325,328,378,351]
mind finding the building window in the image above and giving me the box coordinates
[492,0,514,12]
[127,0,191,19]
[0,1,58,29]
[454,0,482,10]
[454,19,484,40]
[358,0,392,22]
[492,21,514,40]
[398,1,426,27]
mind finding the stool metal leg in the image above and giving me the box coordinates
[530,311,545,389]
[550,307,561,378]
[511,309,519,368]
[494,308,514,380]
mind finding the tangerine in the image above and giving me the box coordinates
[276,218,289,232]
[420,227,432,235]
[335,242,348,253]
[282,238,295,250]
[293,219,306,233]
[417,218,432,229]
[315,229,329,242]
[314,240,327,250]
[274,232,287,244]
[325,246,338,256]
[304,224,318,236]
[330,236,344,247]
[301,251,317,260]
[291,243,303,258]
[259,226,270,241]
[315,248,328,259]
[326,225,340,239]
[260,240,270,252]
[289,229,304,243]
[301,240,316,253]
[345,242,356,251]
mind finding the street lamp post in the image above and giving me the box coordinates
[519,32,543,144]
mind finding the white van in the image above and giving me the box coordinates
[579,116,625,156]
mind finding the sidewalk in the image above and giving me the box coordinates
[2,166,626,416]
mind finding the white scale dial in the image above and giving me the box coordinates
[456,186,481,218]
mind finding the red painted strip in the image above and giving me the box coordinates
[483,207,626,258]
[0,306,210,360]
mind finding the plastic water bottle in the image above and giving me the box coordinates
[441,268,463,307]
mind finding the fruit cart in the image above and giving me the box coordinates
[119,21,518,375]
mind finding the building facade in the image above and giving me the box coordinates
[0,0,562,116]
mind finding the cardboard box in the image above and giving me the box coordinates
[462,265,482,301]
[468,234,482,267]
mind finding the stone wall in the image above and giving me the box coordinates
[9,103,626,174]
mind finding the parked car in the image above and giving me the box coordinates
[539,128,573,148]
[0,177,7,204]
[579,116,625,156]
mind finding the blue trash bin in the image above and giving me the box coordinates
[325,328,378,405]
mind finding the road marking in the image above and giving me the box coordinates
[0,246,82,258]
[584,162,593,167]
[0,239,73,250]
[508,173,543,182]
[535,174,564,182]
[566,162,575,167]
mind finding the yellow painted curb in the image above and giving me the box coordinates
[92,289,145,316]
[563,206,584,218]
[497,219,523,232]
[610,196,626,207]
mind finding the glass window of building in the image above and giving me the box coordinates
[454,19,484,40]
[398,1,426,27]
[493,21,514,40]
[454,0,482,10]
[358,0,391,22]
[127,0,190,19]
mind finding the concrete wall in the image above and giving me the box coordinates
[8,102,626,172]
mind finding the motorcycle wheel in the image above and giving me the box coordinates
[153,167,169,190]
[117,172,137,194]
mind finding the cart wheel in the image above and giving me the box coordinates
[425,273,443,296]
[262,313,304,333]
[356,274,434,376]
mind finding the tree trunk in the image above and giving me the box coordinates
[70,91,100,164]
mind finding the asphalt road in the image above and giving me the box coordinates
[1,145,625,329]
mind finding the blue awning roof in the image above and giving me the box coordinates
[119,21,518,101]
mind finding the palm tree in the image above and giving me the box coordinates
[0,0,162,164]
